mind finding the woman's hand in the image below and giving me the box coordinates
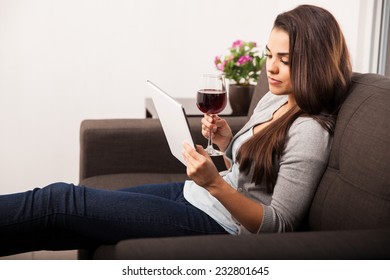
[182,142,263,233]
[201,114,233,152]
[182,143,224,194]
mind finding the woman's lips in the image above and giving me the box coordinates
[268,76,282,85]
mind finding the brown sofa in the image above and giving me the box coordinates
[78,68,390,259]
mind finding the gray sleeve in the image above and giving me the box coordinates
[258,118,332,233]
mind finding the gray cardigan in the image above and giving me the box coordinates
[225,92,332,234]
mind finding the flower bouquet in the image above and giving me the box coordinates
[214,40,265,86]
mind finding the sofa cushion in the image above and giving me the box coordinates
[92,229,390,260]
[81,173,189,191]
[309,73,390,230]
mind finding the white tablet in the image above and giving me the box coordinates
[146,80,196,166]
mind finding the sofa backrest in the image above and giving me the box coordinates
[247,65,268,119]
[250,69,390,230]
[309,73,390,230]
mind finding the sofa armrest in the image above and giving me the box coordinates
[92,229,390,260]
[79,116,247,181]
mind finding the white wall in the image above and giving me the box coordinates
[0,0,377,194]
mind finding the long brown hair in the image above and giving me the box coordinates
[236,5,352,193]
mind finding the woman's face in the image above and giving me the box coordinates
[265,28,293,96]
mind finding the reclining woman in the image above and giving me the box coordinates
[0,4,352,256]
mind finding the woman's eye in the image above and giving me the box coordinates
[280,59,289,65]
[265,53,289,65]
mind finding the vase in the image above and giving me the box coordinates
[228,84,255,116]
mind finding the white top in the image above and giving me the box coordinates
[183,128,253,234]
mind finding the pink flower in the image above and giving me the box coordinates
[217,61,227,71]
[232,40,244,48]
[214,56,221,65]
[237,55,252,65]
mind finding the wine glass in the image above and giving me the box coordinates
[196,74,227,156]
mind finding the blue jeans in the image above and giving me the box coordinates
[0,182,227,256]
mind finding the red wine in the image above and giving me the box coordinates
[196,89,227,114]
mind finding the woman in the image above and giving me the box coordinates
[0,5,352,256]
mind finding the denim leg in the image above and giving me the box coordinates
[117,182,188,198]
[0,182,227,255]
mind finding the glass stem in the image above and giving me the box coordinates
[207,128,213,154]
[206,114,216,155]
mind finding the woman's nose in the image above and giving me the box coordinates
[266,58,278,74]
